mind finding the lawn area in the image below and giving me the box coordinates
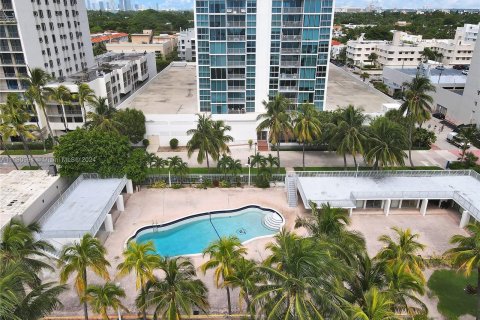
[1,149,52,155]
[148,167,286,174]
[294,166,443,171]
[427,269,476,319]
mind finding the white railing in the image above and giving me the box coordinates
[281,48,301,54]
[292,170,474,178]
[226,8,247,14]
[280,73,299,79]
[279,86,298,91]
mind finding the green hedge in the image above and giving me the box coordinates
[1,141,48,151]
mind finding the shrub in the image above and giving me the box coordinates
[21,166,41,170]
[248,139,253,150]
[412,128,437,150]
[219,180,231,188]
[202,178,213,188]
[142,139,149,147]
[212,180,220,187]
[169,138,179,149]
[171,183,183,189]
[150,180,167,188]
[1,142,46,151]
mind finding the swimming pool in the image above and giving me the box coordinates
[129,205,284,257]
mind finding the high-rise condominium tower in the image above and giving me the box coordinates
[0,0,94,103]
[194,0,334,114]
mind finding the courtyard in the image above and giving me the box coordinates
[48,187,468,317]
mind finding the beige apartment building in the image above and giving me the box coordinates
[106,30,177,59]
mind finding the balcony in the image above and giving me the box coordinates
[1,72,26,78]
[227,60,246,67]
[283,7,303,13]
[0,2,14,10]
[226,21,246,28]
[228,108,246,114]
[228,86,246,91]
[227,48,245,54]
[280,60,301,67]
[282,21,302,28]
[0,10,16,24]
[226,8,246,14]
[279,86,298,91]
[228,97,246,103]
[227,73,246,79]
[281,48,301,54]
[280,73,299,79]
[227,35,246,41]
[281,35,302,41]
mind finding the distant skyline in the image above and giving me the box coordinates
[87,0,480,10]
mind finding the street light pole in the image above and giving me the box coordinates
[247,157,251,186]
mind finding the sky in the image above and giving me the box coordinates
[122,0,480,10]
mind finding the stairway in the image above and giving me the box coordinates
[262,212,283,230]
[257,140,269,151]
[285,174,298,207]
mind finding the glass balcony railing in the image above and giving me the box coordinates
[282,21,302,27]
[226,21,246,28]
[227,48,245,54]
[280,73,299,79]
[227,60,246,66]
[226,8,246,14]
[227,73,246,79]
[228,86,246,91]
[280,60,301,67]
[279,86,298,91]
[281,48,301,54]
[227,35,246,41]
[283,7,303,13]
[282,35,302,41]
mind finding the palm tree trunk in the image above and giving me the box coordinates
[83,271,89,320]
[141,280,147,320]
[205,151,210,171]
[19,135,32,167]
[353,154,358,168]
[61,103,68,131]
[41,104,57,144]
[226,286,232,315]
[343,154,347,170]
[20,135,40,168]
[477,267,480,320]
[0,140,18,169]
[302,142,306,169]
[408,121,414,168]
[245,292,253,319]
[276,142,280,173]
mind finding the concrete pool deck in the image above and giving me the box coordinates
[48,187,468,317]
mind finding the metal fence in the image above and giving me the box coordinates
[143,173,286,186]
[291,169,475,178]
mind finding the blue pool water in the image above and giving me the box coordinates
[134,208,280,257]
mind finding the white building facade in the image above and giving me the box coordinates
[178,28,196,62]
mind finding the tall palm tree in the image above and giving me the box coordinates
[82,282,128,320]
[457,127,477,161]
[376,227,426,281]
[331,105,367,168]
[225,258,262,316]
[23,67,55,141]
[0,93,40,168]
[212,119,233,155]
[256,94,293,169]
[265,154,279,170]
[346,253,386,306]
[350,287,399,320]
[74,83,95,122]
[85,96,120,132]
[293,103,321,169]
[255,230,349,319]
[167,156,188,184]
[45,85,72,131]
[200,236,247,315]
[445,223,480,320]
[116,241,161,320]
[139,256,209,320]
[0,123,19,169]
[217,154,233,178]
[250,152,266,173]
[399,75,435,167]
[58,234,111,320]
[365,117,408,170]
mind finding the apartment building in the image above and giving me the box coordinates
[90,31,129,45]
[107,30,177,59]
[0,0,94,104]
[44,52,156,135]
[195,0,334,114]
[178,28,196,62]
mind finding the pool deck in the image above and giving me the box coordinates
[46,187,467,317]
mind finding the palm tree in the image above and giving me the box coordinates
[58,234,111,320]
[225,258,262,316]
[139,257,209,319]
[187,114,224,170]
[347,253,386,306]
[331,105,367,168]
[293,103,321,168]
[0,123,19,169]
[360,72,370,82]
[256,94,293,169]
[368,52,379,68]
[74,83,96,122]
[445,223,480,320]
[116,241,160,320]
[250,152,266,173]
[217,154,233,178]
[212,119,233,155]
[366,117,408,170]
[23,67,55,141]
[45,85,72,131]
[376,227,426,280]
[351,287,399,320]
[228,157,242,177]
[167,156,188,184]
[255,230,349,319]
[82,282,128,320]
[85,96,120,132]
[200,236,247,315]
[0,93,41,168]
[399,75,435,167]
[457,127,477,161]
[265,154,279,170]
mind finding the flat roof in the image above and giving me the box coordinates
[119,62,198,114]
[398,67,467,85]
[293,171,480,219]
[40,174,126,239]
[0,171,60,225]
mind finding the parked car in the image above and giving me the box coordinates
[453,65,468,70]
[432,112,445,120]
[435,65,445,70]
[446,132,471,148]
[462,70,469,75]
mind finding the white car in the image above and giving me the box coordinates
[447,132,471,148]
[462,70,469,75]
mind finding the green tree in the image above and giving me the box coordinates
[114,108,146,143]
[400,75,435,167]
[368,52,379,67]
[351,287,399,320]
[85,96,120,132]
[116,241,161,320]
[217,154,233,179]
[265,154,279,170]
[293,103,322,168]
[347,253,386,306]
[45,85,72,131]
[140,257,209,320]
[58,234,111,320]
[93,42,107,56]
[457,127,477,161]
[74,83,96,123]
[249,152,266,173]
[0,122,19,169]
[212,119,233,155]
[256,94,293,169]
[167,155,188,183]
[53,129,130,177]
[445,223,480,320]
[200,236,247,315]
[365,117,408,169]
[123,148,148,185]
[360,72,370,82]
[82,282,128,320]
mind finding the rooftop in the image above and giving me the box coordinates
[91,32,128,44]
[0,170,60,228]
[397,67,468,85]
[118,62,198,114]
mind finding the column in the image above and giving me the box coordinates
[384,199,391,216]
[398,200,403,209]
[363,200,367,209]
[126,180,134,194]
[104,214,114,232]
[381,200,385,209]
[416,200,421,209]
[420,199,428,216]
[460,210,470,228]
[348,208,353,216]
[116,195,125,212]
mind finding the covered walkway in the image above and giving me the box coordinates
[285,170,480,227]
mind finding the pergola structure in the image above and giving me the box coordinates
[285,170,480,227]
